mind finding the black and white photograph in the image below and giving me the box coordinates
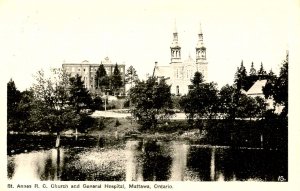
[1,0,299,190]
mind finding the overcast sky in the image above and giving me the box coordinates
[0,0,295,91]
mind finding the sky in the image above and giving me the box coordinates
[0,0,295,91]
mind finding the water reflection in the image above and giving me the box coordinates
[9,148,64,181]
[169,142,189,181]
[7,135,287,181]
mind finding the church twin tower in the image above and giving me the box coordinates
[168,22,208,95]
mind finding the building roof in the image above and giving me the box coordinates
[62,57,125,67]
[246,79,267,96]
[153,65,171,78]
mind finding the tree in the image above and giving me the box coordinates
[236,94,257,120]
[234,60,248,91]
[7,79,22,131]
[191,71,204,87]
[30,68,80,147]
[257,62,267,76]
[218,84,235,119]
[17,90,34,132]
[254,96,267,118]
[268,69,275,77]
[90,96,103,111]
[236,94,267,120]
[263,53,288,116]
[125,65,139,90]
[69,74,92,114]
[249,62,256,76]
[130,77,173,129]
[180,72,219,129]
[111,63,123,95]
[95,63,110,93]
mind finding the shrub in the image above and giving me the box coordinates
[115,119,121,127]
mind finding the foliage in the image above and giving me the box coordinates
[17,90,34,131]
[263,53,288,116]
[69,74,93,113]
[130,77,174,129]
[249,62,256,76]
[257,62,267,76]
[95,63,110,92]
[179,72,219,129]
[111,99,126,109]
[236,94,266,120]
[30,68,81,133]
[7,79,22,130]
[90,96,104,111]
[171,95,181,110]
[125,65,139,87]
[111,64,123,95]
[115,119,121,127]
[7,80,34,131]
[234,60,247,91]
[218,84,235,119]
[218,84,266,120]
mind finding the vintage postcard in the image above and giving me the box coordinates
[1,0,299,190]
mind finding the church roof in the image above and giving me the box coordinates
[153,65,171,78]
[246,79,267,96]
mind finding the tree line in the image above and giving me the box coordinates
[7,64,140,134]
[129,56,288,129]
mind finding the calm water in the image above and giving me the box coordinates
[7,134,287,181]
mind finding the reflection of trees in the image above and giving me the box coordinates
[186,147,212,181]
[41,148,63,180]
[141,140,172,181]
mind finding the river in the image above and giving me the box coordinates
[7,134,287,181]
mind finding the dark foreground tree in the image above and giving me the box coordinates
[263,52,288,116]
[130,77,173,129]
[95,63,110,93]
[30,68,80,147]
[7,79,22,130]
[111,63,123,95]
[69,74,92,113]
[180,72,219,129]
[236,94,266,120]
[125,65,139,89]
[218,84,235,119]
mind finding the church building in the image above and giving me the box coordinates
[153,23,208,95]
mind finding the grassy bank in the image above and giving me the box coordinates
[8,115,287,150]
[71,116,287,150]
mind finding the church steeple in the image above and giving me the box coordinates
[196,23,204,48]
[195,23,208,82]
[170,20,181,64]
[196,23,206,62]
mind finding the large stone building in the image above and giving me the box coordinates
[62,57,126,94]
[153,23,208,95]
